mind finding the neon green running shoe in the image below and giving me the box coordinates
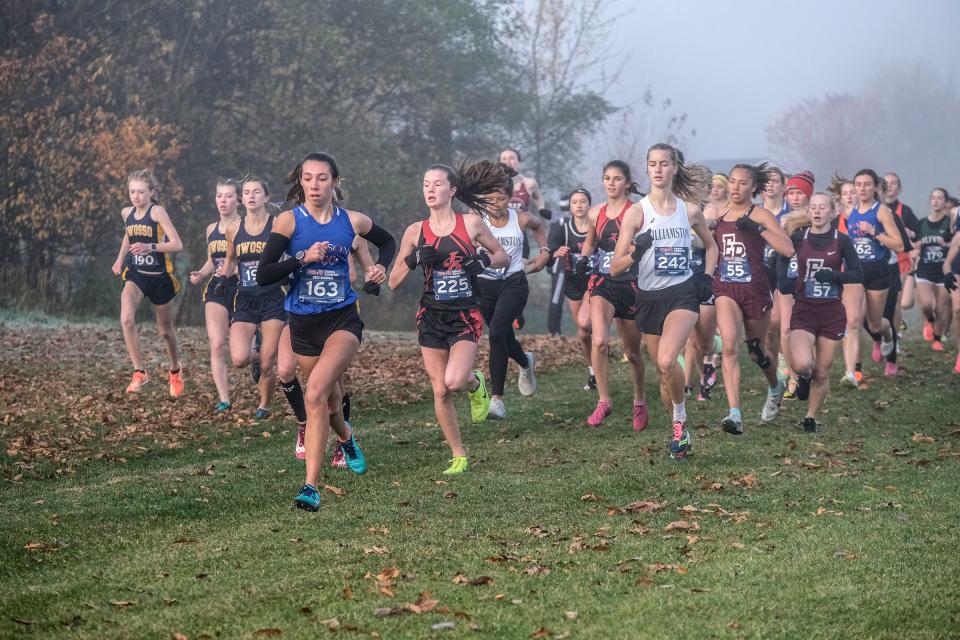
[468,370,490,423]
[443,456,468,475]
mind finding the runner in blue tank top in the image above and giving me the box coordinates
[188,179,242,412]
[256,152,397,512]
[845,169,903,373]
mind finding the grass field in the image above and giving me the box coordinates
[1,319,959,639]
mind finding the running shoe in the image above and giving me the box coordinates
[954,353,960,374]
[697,383,712,402]
[126,371,149,393]
[702,363,718,389]
[338,433,367,474]
[169,370,184,398]
[923,321,934,342]
[254,407,271,421]
[684,385,693,398]
[513,315,525,331]
[295,422,306,460]
[898,320,908,332]
[760,384,785,422]
[468,370,490,423]
[443,456,468,476]
[251,329,262,383]
[487,397,506,420]
[669,427,691,461]
[880,335,895,358]
[871,341,882,362]
[583,374,597,391]
[840,372,859,389]
[587,400,612,427]
[330,443,346,468]
[215,401,231,412]
[293,484,320,512]
[632,401,649,432]
[783,378,797,400]
[884,362,898,377]
[796,375,811,401]
[932,340,945,352]
[854,369,863,383]
[802,417,818,433]
[721,414,744,435]
[518,351,537,396]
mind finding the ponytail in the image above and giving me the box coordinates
[646,143,709,203]
[731,162,772,198]
[603,160,642,195]
[427,160,509,217]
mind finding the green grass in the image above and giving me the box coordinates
[2,329,959,639]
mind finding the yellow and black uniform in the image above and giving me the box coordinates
[232,216,286,324]
[202,222,238,313]
[121,204,181,305]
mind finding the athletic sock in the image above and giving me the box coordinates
[769,379,784,395]
[280,378,307,423]
[471,372,481,392]
[588,366,595,376]
[855,362,862,373]
[729,407,742,422]
[672,401,687,424]
[868,330,882,343]
[934,334,942,342]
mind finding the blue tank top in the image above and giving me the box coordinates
[285,205,357,315]
[847,201,888,264]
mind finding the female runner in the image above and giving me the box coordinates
[189,178,241,410]
[914,188,954,351]
[111,169,185,397]
[389,161,509,475]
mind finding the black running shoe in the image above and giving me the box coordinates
[796,375,811,401]
[721,415,744,435]
[803,417,818,433]
[583,374,597,391]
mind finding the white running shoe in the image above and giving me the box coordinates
[518,351,537,397]
[839,372,859,388]
[487,397,506,420]
[880,334,895,357]
[760,384,785,422]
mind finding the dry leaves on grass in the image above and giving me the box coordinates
[608,500,665,516]
[366,566,401,597]
[664,520,700,532]
[24,541,58,552]
[452,574,494,586]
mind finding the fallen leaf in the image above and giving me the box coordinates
[407,592,439,614]
[432,622,456,630]
[320,618,340,629]
[646,563,687,575]
[261,431,271,438]
[342,586,353,599]
[531,628,553,639]
[580,493,602,502]
[172,634,188,640]
[524,526,550,538]
[664,520,700,532]
[521,565,551,576]
[911,433,935,444]
[24,541,58,552]
[443,491,457,499]
[254,632,282,638]
[364,546,389,555]
[323,484,346,497]
[702,482,723,491]
[109,600,136,607]
[622,500,665,513]
[564,611,578,620]
[728,620,742,629]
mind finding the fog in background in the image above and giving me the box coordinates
[577,0,960,206]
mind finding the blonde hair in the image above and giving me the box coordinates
[781,210,812,235]
[127,169,161,203]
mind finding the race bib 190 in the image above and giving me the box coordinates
[240,261,259,287]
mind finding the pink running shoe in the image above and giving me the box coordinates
[923,321,934,342]
[884,362,898,377]
[632,401,649,432]
[330,442,346,468]
[587,400,612,426]
[871,342,882,363]
[295,422,306,460]
[954,353,960,374]
[932,340,945,352]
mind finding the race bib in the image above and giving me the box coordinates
[787,257,799,279]
[297,268,346,304]
[720,256,752,283]
[213,257,225,271]
[131,252,158,269]
[853,237,878,262]
[923,245,945,264]
[763,244,775,264]
[805,279,839,299]
[597,249,613,275]
[240,261,259,287]
[433,269,472,301]
[654,247,689,276]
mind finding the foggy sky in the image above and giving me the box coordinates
[601,0,960,163]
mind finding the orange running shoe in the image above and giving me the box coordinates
[854,370,863,383]
[126,371,149,393]
[169,370,184,398]
[923,321,934,342]
[932,340,945,352]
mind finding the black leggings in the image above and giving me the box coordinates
[477,272,530,396]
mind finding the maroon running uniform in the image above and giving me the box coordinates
[588,201,640,319]
[415,214,483,349]
[783,228,862,340]
[712,206,772,320]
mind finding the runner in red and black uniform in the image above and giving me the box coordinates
[884,173,920,337]
[778,193,863,433]
[389,161,509,476]
[572,160,648,430]
[713,163,795,435]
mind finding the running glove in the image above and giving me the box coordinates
[631,230,654,262]
[538,208,553,220]
[693,272,714,303]
[574,256,591,277]
[362,280,381,296]
[404,244,440,270]
[945,272,958,292]
[462,252,492,276]
[735,215,765,234]
[814,268,836,283]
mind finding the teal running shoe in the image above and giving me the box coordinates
[670,427,692,462]
[254,408,271,421]
[293,484,320,511]
[338,434,367,475]
[215,401,231,412]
